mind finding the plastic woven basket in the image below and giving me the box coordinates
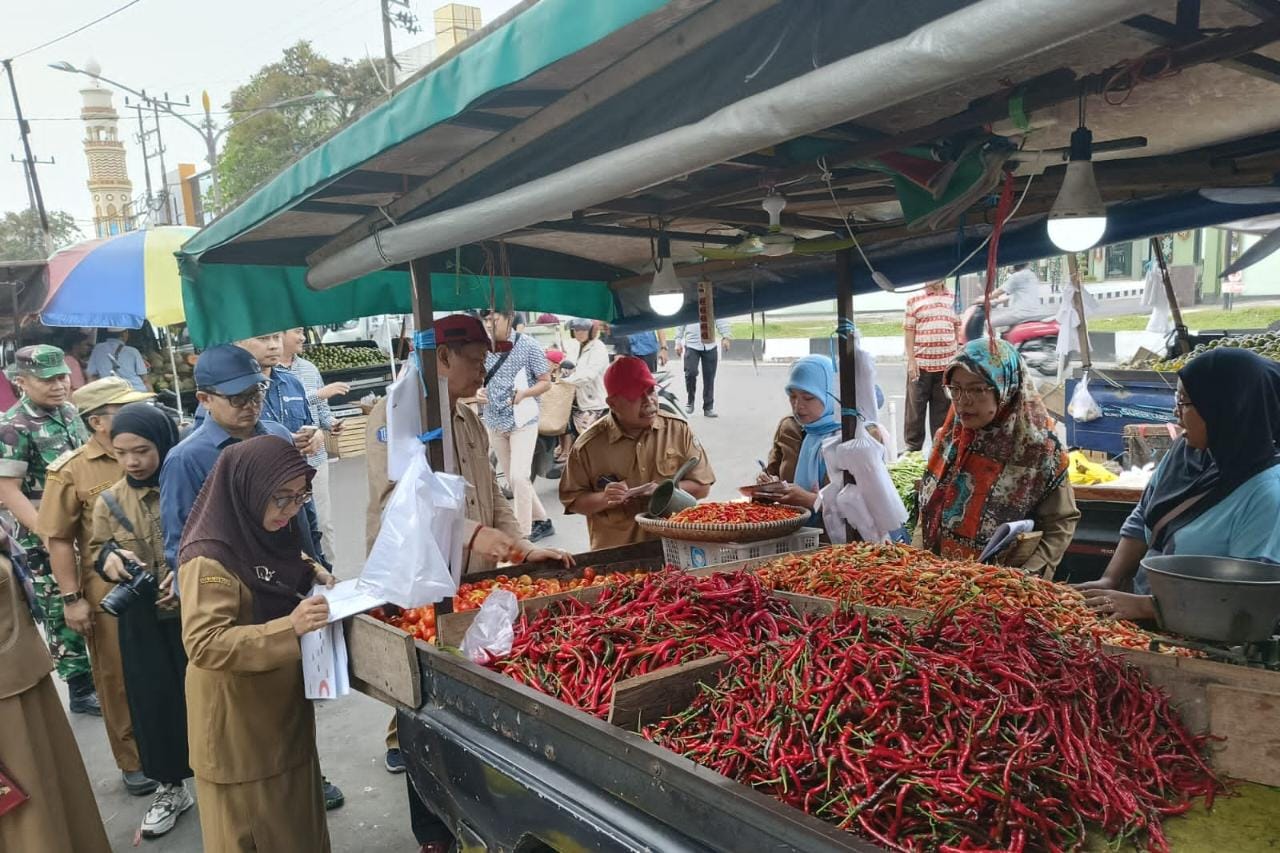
[635,508,809,544]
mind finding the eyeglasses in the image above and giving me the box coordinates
[1175,395,1195,412]
[269,490,312,509]
[944,384,994,402]
[209,383,268,409]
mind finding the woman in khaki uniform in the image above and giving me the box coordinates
[0,527,110,852]
[178,436,335,853]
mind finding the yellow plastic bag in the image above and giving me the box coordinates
[1068,451,1117,486]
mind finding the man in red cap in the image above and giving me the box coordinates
[560,355,716,550]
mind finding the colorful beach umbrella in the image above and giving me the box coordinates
[40,226,197,328]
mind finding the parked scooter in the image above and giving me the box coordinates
[961,304,1060,376]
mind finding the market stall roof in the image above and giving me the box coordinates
[0,259,50,338]
[181,0,1280,345]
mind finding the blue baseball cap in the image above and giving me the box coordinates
[195,345,268,395]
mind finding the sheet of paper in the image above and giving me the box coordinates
[332,619,350,697]
[320,578,386,623]
[301,623,338,700]
[512,368,539,427]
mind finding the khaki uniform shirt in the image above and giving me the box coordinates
[560,411,716,551]
[765,416,804,484]
[35,440,122,583]
[0,554,53,699]
[179,555,317,784]
[365,397,532,575]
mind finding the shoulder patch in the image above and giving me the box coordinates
[199,575,234,587]
[47,448,80,472]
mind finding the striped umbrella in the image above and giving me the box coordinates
[40,226,197,328]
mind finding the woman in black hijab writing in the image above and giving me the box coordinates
[178,435,335,853]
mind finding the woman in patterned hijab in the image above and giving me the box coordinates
[915,339,1079,573]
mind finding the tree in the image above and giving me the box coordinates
[0,209,82,261]
[216,42,388,209]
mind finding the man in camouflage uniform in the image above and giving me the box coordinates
[38,376,156,795]
[0,345,98,714]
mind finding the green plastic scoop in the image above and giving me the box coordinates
[648,456,701,518]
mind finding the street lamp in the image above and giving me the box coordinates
[50,60,335,217]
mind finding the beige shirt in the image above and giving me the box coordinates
[0,554,53,699]
[364,397,532,575]
[559,411,716,550]
[180,555,317,783]
[564,339,609,411]
[764,416,804,484]
[35,440,122,582]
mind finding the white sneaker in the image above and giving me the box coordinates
[140,782,194,838]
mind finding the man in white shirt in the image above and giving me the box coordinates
[675,320,732,418]
[989,263,1046,330]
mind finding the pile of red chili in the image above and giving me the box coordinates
[645,606,1222,853]
[492,570,804,717]
[668,501,803,525]
[758,543,1164,652]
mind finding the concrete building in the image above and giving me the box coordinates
[79,73,134,238]
[396,3,483,79]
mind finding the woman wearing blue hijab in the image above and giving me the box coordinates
[758,356,842,508]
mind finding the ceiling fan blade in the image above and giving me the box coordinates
[695,246,764,261]
[1200,188,1280,205]
[792,237,857,255]
[1221,227,1280,278]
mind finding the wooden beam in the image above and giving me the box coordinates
[1124,14,1280,84]
[472,88,565,109]
[445,111,520,133]
[294,200,379,216]
[521,221,742,245]
[307,0,783,268]
[310,169,414,199]
[1176,0,1201,33]
[834,248,858,542]
[1224,0,1280,19]
[409,258,446,473]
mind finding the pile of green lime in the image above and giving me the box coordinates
[1151,332,1280,372]
[305,345,388,372]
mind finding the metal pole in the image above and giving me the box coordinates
[381,0,398,87]
[1066,253,1092,371]
[202,91,222,214]
[166,326,184,418]
[151,101,171,224]
[3,60,51,244]
[1150,237,1192,355]
[835,249,858,542]
[132,104,155,222]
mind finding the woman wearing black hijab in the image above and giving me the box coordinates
[88,402,192,838]
[178,435,334,853]
[1077,348,1280,621]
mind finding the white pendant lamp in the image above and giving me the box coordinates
[648,235,684,316]
[1047,100,1107,253]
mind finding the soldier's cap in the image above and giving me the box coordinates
[14,344,70,379]
[72,377,155,414]
[604,356,657,401]
[434,315,492,351]
[194,344,269,396]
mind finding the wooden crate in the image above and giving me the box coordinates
[343,613,423,709]
[326,414,367,459]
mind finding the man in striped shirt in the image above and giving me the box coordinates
[904,280,963,451]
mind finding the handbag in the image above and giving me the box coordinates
[539,381,576,436]
[0,762,28,818]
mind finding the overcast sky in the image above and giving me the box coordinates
[2,0,520,235]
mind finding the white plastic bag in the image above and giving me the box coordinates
[1068,373,1102,423]
[358,451,465,608]
[384,362,422,483]
[460,589,519,663]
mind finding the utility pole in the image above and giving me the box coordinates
[127,101,155,224]
[151,97,172,224]
[3,59,52,250]
[10,154,54,217]
[381,0,398,87]
[201,90,221,214]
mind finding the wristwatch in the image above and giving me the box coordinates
[61,591,84,606]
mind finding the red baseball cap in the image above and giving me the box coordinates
[604,356,657,401]
[434,314,492,350]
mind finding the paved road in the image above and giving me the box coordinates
[69,360,908,851]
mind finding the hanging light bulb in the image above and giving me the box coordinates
[648,234,684,316]
[1047,97,1107,253]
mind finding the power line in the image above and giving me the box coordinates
[4,0,147,61]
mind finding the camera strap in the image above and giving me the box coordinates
[100,492,136,536]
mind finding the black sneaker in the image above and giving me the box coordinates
[68,673,101,716]
[385,748,407,774]
[704,409,719,418]
[529,520,555,542]
[122,769,159,797]
[323,777,344,810]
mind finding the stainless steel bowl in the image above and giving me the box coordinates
[1142,555,1280,644]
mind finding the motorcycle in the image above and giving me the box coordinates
[961,304,1060,377]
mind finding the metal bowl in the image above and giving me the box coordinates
[1142,555,1280,644]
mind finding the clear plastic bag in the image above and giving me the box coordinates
[358,451,465,608]
[460,589,519,664]
[1068,373,1103,423]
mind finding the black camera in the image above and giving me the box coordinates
[100,557,157,617]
